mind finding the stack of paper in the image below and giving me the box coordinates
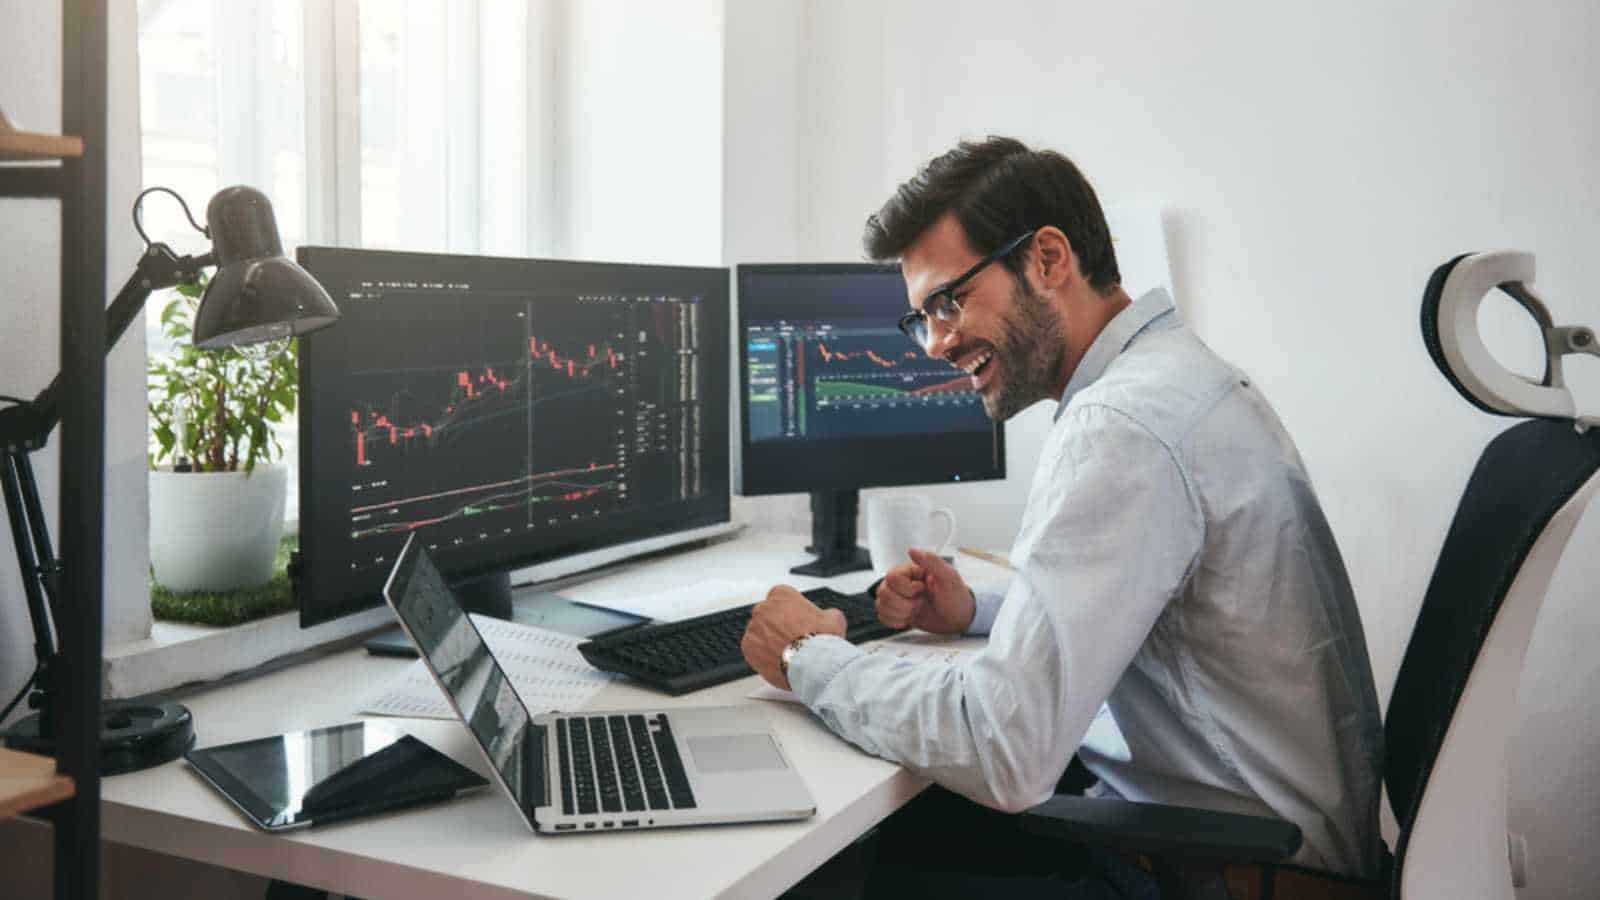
[575,578,771,622]
[360,615,615,720]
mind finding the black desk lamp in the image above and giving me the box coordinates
[0,184,339,774]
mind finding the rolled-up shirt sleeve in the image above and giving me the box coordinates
[788,403,1203,812]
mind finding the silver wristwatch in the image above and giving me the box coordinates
[780,633,816,680]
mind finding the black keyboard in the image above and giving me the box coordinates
[557,713,692,817]
[578,586,900,694]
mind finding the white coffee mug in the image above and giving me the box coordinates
[866,494,957,577]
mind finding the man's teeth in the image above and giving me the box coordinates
[961,350,993,375]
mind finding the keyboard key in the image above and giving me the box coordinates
[569,718,598,815]
[650,715,696,809]
[608,715,647,812]
[630,715,671,810]
[589,716,623,813]
[556,719,575,815]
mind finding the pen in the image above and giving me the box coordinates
[958,546,1013,570]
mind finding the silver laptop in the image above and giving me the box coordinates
[382,533,816,834]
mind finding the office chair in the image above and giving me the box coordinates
[1020,250,1600,900]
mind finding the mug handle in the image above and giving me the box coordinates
[929,507,957,556]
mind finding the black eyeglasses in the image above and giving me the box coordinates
[896,229,1037,347]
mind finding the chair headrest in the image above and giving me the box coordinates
[1421,251,1598,428]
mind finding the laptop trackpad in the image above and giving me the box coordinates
[687,734,787,773]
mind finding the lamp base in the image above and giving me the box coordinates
[2,699,195,775]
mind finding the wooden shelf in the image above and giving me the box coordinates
[0,130,83,160]
[0,109,83,161]
[0,747,75,818]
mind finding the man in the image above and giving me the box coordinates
[740,137,1386,895]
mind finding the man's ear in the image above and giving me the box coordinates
[1030,226,1077,292]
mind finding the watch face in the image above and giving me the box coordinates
[781,634,811,678]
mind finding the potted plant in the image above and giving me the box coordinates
[147,277,297,592]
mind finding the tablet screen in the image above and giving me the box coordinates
[186,721,487,830]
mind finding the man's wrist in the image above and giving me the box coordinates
[779,633,817,680]
[965,586,1003,635]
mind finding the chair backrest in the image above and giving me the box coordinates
[1385,252,1600,900]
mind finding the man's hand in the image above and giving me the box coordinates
[875,547,975,635]
[741,586,847,691]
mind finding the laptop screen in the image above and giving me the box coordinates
[385,535,545,821]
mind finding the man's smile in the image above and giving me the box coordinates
[953,344,997,390]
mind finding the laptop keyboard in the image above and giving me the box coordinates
[558,713,695,817]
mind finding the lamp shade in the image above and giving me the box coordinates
[193,185,340,349]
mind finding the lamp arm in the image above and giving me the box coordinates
[15,244,212,443]
[2,452,58,668]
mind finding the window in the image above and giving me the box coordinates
[357,0,542,255]
[137,0,554,529]
[139,0,309,296]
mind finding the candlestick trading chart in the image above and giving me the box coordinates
[305,274,715,584]
[746,323,988,441]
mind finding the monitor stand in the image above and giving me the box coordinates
[363,569,645,657]
[790,489,873,577]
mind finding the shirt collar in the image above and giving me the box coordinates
[1055,287,1176,420]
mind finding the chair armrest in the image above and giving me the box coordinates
[1020,794,1302,864]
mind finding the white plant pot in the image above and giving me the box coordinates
[149,464,288,593]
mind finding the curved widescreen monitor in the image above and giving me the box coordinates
[296,247,729,627]
[736,263,1003,574]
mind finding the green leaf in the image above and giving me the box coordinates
[147,275,297,473]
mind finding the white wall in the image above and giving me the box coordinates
[721,0,807,535]
[739,0,1598,894]
[0,0,151,729]
[553,0,725,266]
[722,1,1036,540]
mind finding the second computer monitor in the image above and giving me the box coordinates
[737,263,1004,576]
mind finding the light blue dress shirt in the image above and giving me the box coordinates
[788,288,1385,876]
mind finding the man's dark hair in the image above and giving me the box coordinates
[863,136,1121,294]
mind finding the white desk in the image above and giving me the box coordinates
[99,531,1004,900]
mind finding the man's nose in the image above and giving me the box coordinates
[925,321,958,359]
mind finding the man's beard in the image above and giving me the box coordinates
[983,280,1068,421]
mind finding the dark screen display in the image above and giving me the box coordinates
[203,724,395,814]
[737,264,1003,495]
[187,721,485,830]
[296,248,729,626]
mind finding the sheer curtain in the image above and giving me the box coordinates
[136,0,556,527]
[356,0,553,255]
[138,0,553,256]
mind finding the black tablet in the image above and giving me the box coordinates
[185,721,488,831]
